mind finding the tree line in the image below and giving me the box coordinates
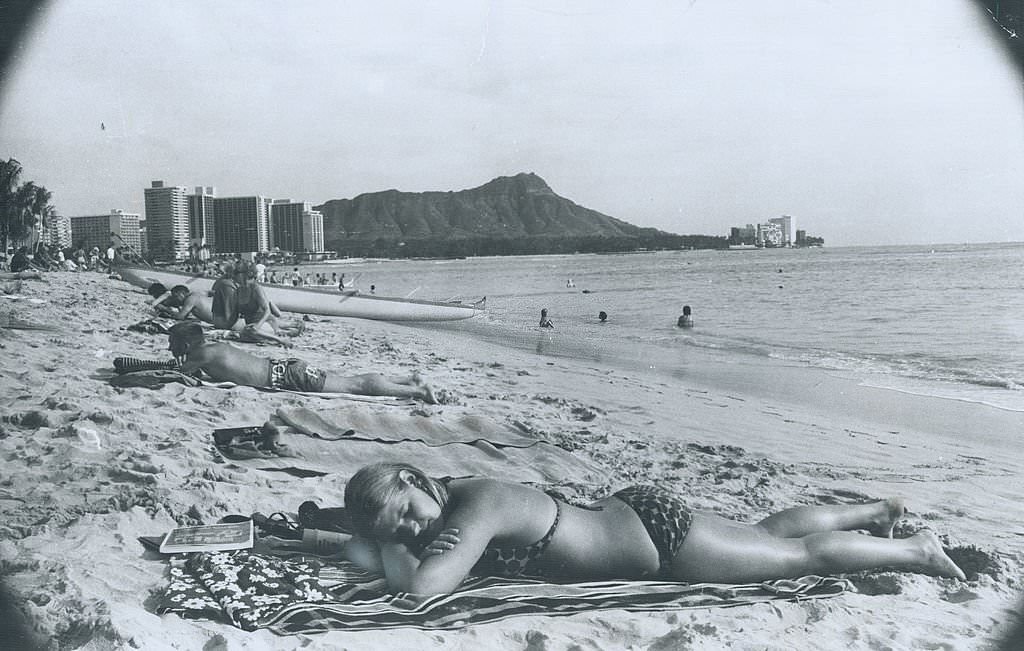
[0,158,56,255]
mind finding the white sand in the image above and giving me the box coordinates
[1,272,1021,650]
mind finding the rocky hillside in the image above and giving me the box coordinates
[314,173,694,256]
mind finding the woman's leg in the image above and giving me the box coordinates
[756,498,906,538]
[670,513,965,583]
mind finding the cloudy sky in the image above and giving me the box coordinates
[1,0,1022,246]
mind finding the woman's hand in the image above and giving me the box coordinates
[419,528,461,560]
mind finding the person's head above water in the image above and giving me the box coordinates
[344,461,451,542]
[599,311,608,322]
[168,321,206,359]
[682,305,692,316]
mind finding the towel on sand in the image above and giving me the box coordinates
[273,405,545,447]
[228,406,603,483]
[109,369,203,388]
[155,550,851,633]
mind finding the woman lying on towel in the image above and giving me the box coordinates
[342,462,966,595]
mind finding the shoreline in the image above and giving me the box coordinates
[1,272,1021,649]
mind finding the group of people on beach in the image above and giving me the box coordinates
[2,242,138,274]
[149,260,436,402]
[139,262,966,597]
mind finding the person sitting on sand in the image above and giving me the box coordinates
[233,262,305,340]
[150,280,293,347]
[539,308,554,328]
[677,305,693,328]
[340,461,966,596]
[9,247,32,273]
[211,263,240,329]
[168,322,436,401]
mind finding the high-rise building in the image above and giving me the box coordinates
[269,200,324,253]
[144,180,189,261]
[69,210,141,253]
[138,219,148,257]
[188,186,217,250]
[768,215,794,247]
[42,213,72,249]
[756,221,783,247]
[213,196,271,254]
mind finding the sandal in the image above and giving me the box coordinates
[251,511,303,540]
[297,501,352,534]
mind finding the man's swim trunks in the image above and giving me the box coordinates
[613,485,693,576]
[268,358,327,392]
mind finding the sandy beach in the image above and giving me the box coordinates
[2,270,1022,650]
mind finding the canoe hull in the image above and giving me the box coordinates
[118,267,482,322]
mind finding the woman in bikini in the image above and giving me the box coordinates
[343,461,966,595]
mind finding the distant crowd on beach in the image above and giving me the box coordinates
[1,242,142,274]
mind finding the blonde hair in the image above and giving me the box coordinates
[344,462,449,538]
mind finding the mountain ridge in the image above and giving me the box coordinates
[314,172,677,247]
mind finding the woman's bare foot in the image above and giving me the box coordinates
[912,531,966,580]
[868,497,906,538]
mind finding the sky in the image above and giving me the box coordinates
[1,0,1022,247]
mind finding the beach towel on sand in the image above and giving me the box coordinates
[273,405,547,447]
[154,550,851,634]
[229,406,603,483]
[109,369,203,388]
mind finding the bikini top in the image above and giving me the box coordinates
[470,495,561,578]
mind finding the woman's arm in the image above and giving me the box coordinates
[340,535,385,574]
[378,491,501,595]
[249,286,273,330]
[376,528,462,591]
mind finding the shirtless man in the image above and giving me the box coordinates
[168,321,436,401]
[151,281,292,347]
[153,284,214,323]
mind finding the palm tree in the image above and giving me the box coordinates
[0,158,24,256]
[12,180,40,247]
[28,184,53,249]
[0,159,56,255]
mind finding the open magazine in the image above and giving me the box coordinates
[159,520,254,554]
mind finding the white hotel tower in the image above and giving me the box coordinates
[144,181,190,261]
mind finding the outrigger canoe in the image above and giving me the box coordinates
[118,266,483,322]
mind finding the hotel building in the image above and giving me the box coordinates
[42,213,72,249]
[69,210,141,253]
[144,181,189,261]
[756,221,783,248]
[188,186,217,249]
[269,200,324,253]
[213,196,271,254]
[768,215,794,247]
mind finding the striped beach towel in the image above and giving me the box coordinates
[155,550,851,634]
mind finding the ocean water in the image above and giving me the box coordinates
[297,242,1024,412]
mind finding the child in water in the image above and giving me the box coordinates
[677,305,694,328]
[539,308,554,328]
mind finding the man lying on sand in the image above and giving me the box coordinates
[168,321,436,402]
